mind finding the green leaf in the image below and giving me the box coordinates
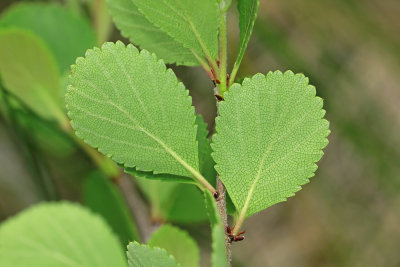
[230,0,259,84]
[148,225,199,267]
[107,0,198,66]
[0,29,66,124]
[125,115,215,185]
[133,0,219,61]
[0,3,96,73]
[84,171,141,246]
[204,191,228,267]
[127,241,180,267]
[0,202,126,267]
[66,42,213,191]
[212,71,330,220]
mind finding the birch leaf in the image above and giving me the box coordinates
[232,0,260,77]
[66,42,211,189]
[212,71,330,219]
[133,0,219,61]
[107,0,198,66]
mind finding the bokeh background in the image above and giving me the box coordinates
[0,0,399,266]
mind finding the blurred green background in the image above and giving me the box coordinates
[0,0,399,266]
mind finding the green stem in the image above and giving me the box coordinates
[229,61,240,87]
[218,4,228,95]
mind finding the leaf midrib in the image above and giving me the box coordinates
[235,105,321,224]
[137,0,215,61]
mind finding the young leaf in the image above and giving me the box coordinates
[230,0,260,85]
[212,71,330,222]
[204,191,228,267]
[0,202,126,267]
[132,0,219,62]
[148,224,200,267]
[0,29,66,124]
[84,171,141,246]
[66,42,213,192]
[127,242,180,267]
[107,0,198,66]
[0,3,96,73]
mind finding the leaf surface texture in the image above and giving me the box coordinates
[133,0,219,61]
[107,0,198,65]
[212,71,330,218]
[66,42,201,179]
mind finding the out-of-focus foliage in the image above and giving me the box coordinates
[0,202,127,267]
[148,224,200,267]
[0,29,65,123]
[84,171,140,246]
[0,3,96,73]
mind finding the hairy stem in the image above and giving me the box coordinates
[215,84,231,266]
[215,1,232,265]
[216,175,231,263]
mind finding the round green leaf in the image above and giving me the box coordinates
[66,42,210,189]
[212,71,330,218]
[0,202,127,267]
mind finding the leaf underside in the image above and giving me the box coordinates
[127,242,180,267]
[148,224,199,267]
[107,0,198,66]
[212,71,330,218]
[66,42,200,179]
[133,0,219,60]
[235,0,260,69]
[0,202,126,267]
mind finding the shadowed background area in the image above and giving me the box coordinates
[0,0,399,266]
